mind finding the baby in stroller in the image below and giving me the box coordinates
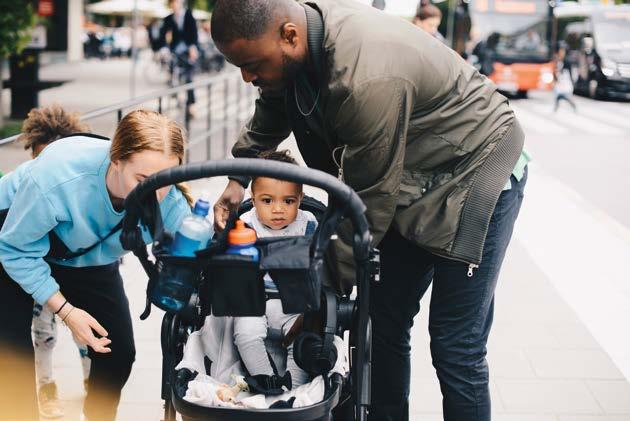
[231,150,316,394]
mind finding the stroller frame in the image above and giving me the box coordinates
[120,159,375,421]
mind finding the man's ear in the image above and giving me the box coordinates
[280,22,299,46]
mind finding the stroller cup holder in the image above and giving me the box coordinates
[259,235,321,314]
[204,253,265,317]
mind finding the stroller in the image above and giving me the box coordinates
[120,159,378,421]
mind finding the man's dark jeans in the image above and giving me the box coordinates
[369,168,527,421]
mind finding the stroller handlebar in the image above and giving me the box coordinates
[121,158,370,244]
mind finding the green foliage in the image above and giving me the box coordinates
[0,2,36,58]
[0,121,22,138]
[192,0,216,11]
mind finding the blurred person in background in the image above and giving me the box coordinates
[553,69,577,113]
[147,18,164,53]
[198,20,226,73]
[414,0,446,43]
[160,0,199,116]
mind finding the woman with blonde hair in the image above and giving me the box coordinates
[0,109,192,420]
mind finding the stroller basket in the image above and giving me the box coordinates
[172,370,344,421]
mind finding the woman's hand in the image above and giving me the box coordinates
[213,180,245,232]
[63,307,112,354]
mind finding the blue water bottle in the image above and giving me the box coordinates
[152,198,214,312]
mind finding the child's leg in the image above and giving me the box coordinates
[233,316,274,376]
[266,300,310,387]
[32,304,57,387]
[73,338,91,381]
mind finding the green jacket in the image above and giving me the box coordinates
[232,0,524,290]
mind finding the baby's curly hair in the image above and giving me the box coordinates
[18,105,90,155]
[257,149,298,165]
[252,149,301,192]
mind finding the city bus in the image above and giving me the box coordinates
[469,0,555,96]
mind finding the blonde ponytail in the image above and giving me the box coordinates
[175,182,194,207]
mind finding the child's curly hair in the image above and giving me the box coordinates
[252,149,301,191]
[257,149,298,165]
[18,105,90,154]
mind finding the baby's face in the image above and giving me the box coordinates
[251,177,303,230]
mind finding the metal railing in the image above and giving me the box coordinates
[0,68,258,163]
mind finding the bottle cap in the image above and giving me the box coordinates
[228,220,257,245]
[193,198,210,217]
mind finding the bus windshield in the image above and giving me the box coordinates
[471,0,552,63]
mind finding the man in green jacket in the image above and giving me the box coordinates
[210,0,527,419]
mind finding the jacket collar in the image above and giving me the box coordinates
[302,3,326,85]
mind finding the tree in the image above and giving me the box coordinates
[0,2,35,127]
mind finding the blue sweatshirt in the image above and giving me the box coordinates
[0,136,191,305]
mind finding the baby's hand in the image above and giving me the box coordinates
[217,377,249,402]
[216,385,237,402]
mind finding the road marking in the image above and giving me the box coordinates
[510,104,570,135]
[515,164,630,380]
[518,101,625,136]
[571,97,630,131]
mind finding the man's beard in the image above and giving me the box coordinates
[254,52,303,94]
[281,51,303,86]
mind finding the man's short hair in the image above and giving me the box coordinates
[211,0,283,45]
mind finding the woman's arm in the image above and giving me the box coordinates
[0,172,61,303]
[0,172,111,353]
[47,291,112,353]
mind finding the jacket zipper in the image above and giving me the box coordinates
[430,248,480,278]
[467,263,479,278]
[332,146,346,182]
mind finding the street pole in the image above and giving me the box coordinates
[130,0,139,98]
[446,0,456,49]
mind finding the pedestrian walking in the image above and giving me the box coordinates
[554,69,577,112]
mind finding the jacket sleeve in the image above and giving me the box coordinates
[159,16,172,48]
[231,92,292,158]
[0,172,61,305]
[328,78,414,291]
[186,10,198,47]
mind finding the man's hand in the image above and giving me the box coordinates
[213,179,245,232]
[189,44,199,62]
